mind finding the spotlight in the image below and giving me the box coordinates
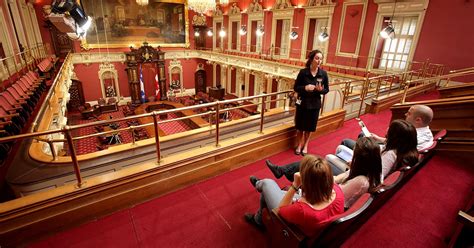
[289,31,298,40]
[194,30,200,37]
[50,0,91,37]
[219,29,226,37]
[318,28,329,42]
[239,26,247,35]
[380,23,395,39]
[207,29,213,37]
[256,25,264,37]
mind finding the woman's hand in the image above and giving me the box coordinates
[305,84,316,92]
[293,172,302,188]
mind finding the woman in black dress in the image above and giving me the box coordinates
[293,50,329,155]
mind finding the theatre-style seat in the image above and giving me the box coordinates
[263,193,374,248]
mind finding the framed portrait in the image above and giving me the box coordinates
[81,0,189,49]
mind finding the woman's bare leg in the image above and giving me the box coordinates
[295,130,303,152]
[302,131,312,153]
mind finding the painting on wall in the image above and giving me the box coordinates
[81,0,188,48]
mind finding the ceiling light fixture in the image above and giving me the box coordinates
[318,27,329,42]
[188,0,216,16]
[380,0,397,39]
[219,28,226,37]
[136,0,149,6]
[207,29,213,36]
[289,31,298,40]
[239,26,247,35]
[256,24,264,37]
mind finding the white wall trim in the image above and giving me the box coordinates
[335,1,368,57]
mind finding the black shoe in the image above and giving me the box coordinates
[266,160,283,179]
[301,149,308,156]
[249,176,260,188]
[244,213,265,231]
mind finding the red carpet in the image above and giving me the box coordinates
[30,90,473,247]
[343,154,474,248]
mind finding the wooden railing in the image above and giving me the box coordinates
[0,43,49,82]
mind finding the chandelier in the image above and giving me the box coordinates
[188,0,216,15]
[136,0,149,6]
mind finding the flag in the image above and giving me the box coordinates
[155,71,160,101]
[139,64,146,103]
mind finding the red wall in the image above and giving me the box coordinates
[413,1,474,82]
[74,62,129,101]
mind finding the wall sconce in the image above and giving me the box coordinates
[289,31,298,40]
[194,30,200,37]
[318,27,329,42]
[207,29,213,36]
[256,25,264,36]
[239,26,247,35]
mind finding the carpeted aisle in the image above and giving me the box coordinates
[343,154,474,248]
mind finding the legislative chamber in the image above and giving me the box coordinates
[0,0,472,247]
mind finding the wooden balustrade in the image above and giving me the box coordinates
[438,82,474,99]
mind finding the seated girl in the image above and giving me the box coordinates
[244,155,344,236]
[333,137,382,208]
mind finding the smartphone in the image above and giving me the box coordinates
[356,118,371,137]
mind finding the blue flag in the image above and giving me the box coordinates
[139,64,146,103]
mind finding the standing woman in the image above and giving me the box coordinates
[294,50,329,155]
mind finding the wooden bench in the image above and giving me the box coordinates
[438,82,474,98]
[365,82,437,114]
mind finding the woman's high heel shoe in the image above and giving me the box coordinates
[301,148,308,156]
[294,148,301,155]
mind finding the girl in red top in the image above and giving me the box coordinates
[245,155,344,236]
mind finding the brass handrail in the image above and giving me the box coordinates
[0,89,297,188]
[401,69,474,103]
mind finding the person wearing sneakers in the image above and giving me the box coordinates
[293,50,329,156]
[267,137,382,209]
[244,155,344,235]
[267,120,418,182]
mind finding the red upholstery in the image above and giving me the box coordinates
[264,193,374,248]
[433,129,447,141]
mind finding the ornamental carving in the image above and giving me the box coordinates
[307,0,333,7]
[192,15,207,26]
[229,3,241,15]
[248,0,262,13]
[274,0,292,10]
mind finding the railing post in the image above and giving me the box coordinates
[259,95,266,134]
[48,138,57,161]
[401,85,409,103]
[357,76,370,117]
[215,101,220,147]
[64,126,84,188]
[375,78,382,99]
[152,111,161,164]
[130,126,137,146]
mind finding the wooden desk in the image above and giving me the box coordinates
[209,88,225,100]
[81,106,101,119]
[99,103,118,113]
